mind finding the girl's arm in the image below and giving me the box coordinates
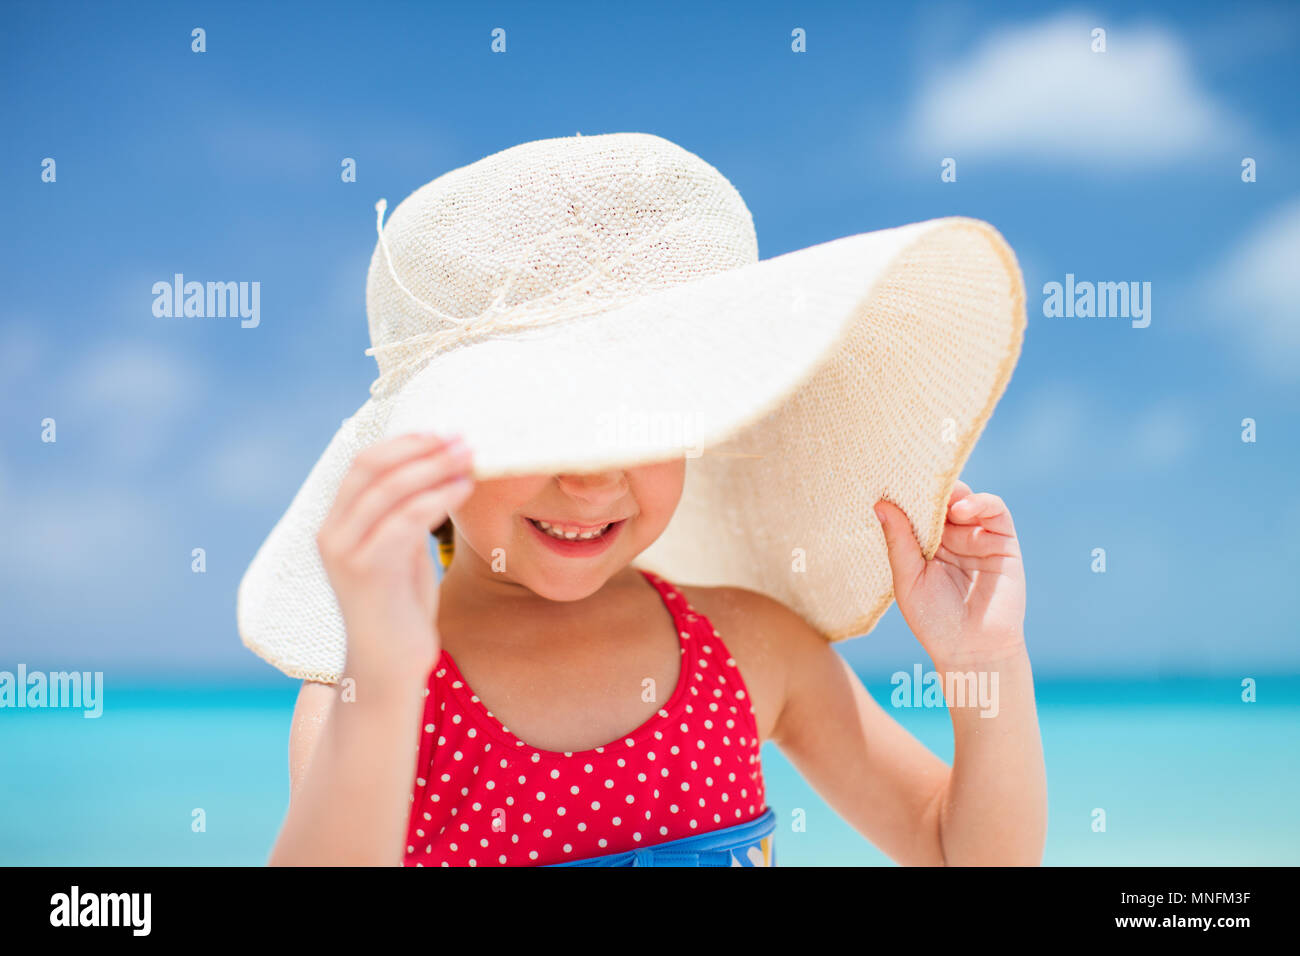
[270,674,429,866]
[267,432,475,866]
[772,633,1044,865]
[762,480,1046,865]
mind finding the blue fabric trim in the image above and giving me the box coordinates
[546,807,776,867]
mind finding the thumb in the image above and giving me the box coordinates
[873,499,927,600]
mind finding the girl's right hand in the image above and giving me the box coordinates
[316,432,474,684]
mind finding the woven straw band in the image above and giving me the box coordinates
[366,197,712,400]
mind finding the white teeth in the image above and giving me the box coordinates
[533,519,613,541]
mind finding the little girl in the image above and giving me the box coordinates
[240,132,1046,866]
[268,435,1045,866]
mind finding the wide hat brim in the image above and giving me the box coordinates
[238,216,1025,683]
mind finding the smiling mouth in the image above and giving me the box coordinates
[525,518,619,541]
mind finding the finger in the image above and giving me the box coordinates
[357,477,476,558]
[947,479,973,507]
[947,492,1016,536]
[935,543,1022,575]
[338,442,474,548]
[333,433,461,518]
[940,522,1022,559]
[873,499,926,600]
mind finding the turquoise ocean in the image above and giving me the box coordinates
[2,674,1296,866]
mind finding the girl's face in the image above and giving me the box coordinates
[447,457,687,601]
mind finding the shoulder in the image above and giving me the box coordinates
[677,583,821,646]
[675,582,826,743]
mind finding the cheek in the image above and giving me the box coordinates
[630,460,686,531]
[451,477,541,540]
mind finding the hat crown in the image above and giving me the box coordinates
[365,133,758,384]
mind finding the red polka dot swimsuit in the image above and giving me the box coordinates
[403,569,768,866]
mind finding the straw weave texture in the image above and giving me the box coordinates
[236,132,1025,684]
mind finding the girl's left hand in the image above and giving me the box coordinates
[873,481,1026,669]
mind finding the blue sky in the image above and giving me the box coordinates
[1,0,1297,681]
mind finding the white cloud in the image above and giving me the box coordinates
[61,343,201,468]
[980,383,1195,481]
[976,382,1090,480]
[201,423,322,508]
[1126,401,1195,467]
[0,486,164,581]
[0,320,44,385]
[1202,197,1300,381]
[907,12,1243,167]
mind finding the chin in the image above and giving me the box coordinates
[519,564,616,602]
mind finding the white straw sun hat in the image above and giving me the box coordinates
[237,131,1026,684]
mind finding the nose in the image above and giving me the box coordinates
[554,470,628,505]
